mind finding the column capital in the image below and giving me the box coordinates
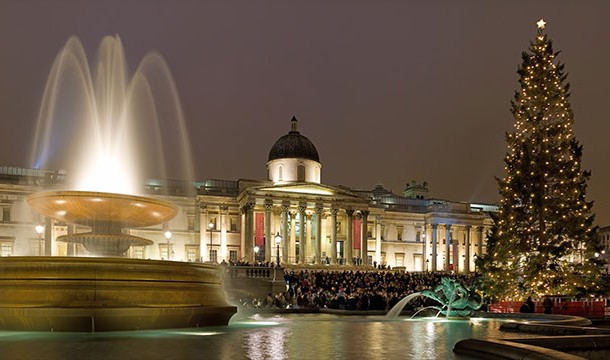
[315,205,324,214]
[281,202,290,212]
[476,226,484,232]
[445,223,452,230]
[298,204,307,213]
[361,209,370,217]
[431,223,438,230]
[219,204,229,212]
[264,202,273,211]
[346,209,355,217]
[330,208,339,215]
[464,224,472,230]
[240,202,254,214]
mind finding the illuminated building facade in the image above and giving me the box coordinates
[0,117,494,271]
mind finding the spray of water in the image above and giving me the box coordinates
[30,35,195,195]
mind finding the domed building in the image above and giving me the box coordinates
[267,116,321,184]
[0,117,495,271]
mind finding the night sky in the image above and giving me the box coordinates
[1,1,610,224]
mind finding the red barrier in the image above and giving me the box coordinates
[490,300,607,318]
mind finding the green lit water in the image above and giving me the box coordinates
[0,313,519,360]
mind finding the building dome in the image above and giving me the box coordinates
[268,117,319,162]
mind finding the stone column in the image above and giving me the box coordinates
[431,224,438,271]
[361,210,369,265]
[240,205,246,260]
[345,209,354,264]
[220,205,228,262]
[298,204,307,264]
[477,226,484,257]
[281,203,289,264]
[264,201,272,262]
[452,227,459,273]
[445,224,452,271]
[315,205,323,264]
[330,207,338,264]
[199,205,210,262]
[290,210,296,262]
[242,202,255,262]
[44,217,53,256]
[421,224,427,271]
[375,217,382,265]
[464,225,471,273]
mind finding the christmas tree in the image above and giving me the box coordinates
[478,19,605,301]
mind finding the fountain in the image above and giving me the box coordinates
[0,36,236,331]
[386,277,482,319]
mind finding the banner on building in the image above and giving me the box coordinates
[255,213,265,246]
[353,218,361,250]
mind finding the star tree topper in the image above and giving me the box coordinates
[537,18,546,30]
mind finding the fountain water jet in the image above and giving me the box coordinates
[0,36,236,331]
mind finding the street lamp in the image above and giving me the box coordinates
[35,224,44,256]
[473,253,478,273]
[275,232,282,266]
[164,230,172,259]
[254,246,260,263]
[426,258,429,272]
[208,221,214,262]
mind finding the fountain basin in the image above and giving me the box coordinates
[0,257,237,331]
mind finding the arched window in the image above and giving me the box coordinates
[297,164,305,181]
[278,165,283,181]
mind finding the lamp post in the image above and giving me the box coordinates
[208,221,214,262]
[426,258,429,272]
[254,246,260,263]
[164,230,172,259]
[275,232,282,266]
[473,253,478,273]
[35,224,44,256]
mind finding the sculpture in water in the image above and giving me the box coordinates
[386,277,481,318]
[420,277,482,318]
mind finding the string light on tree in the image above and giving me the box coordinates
[476,19,605,301]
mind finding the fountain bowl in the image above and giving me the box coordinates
[26,190,178,228]
[27,190,178,256]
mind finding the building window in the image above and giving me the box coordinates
[209,249,218,263]
[230,216,238,232]
[395,253,405,267]
[1,206,10,222]
[367,224,372,238]
[297,164,305,181]
[278,165,284,181]
[187,213,195,231]
[398,227,404,241]
[229,250,238,262]
[185,245,199,262]
[132,246,145,259]
[159,244,172,260]
[415,230,420,242]
[0,240,14,256]
[30,239,43,256]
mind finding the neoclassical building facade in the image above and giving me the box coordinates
[0,117,495,272]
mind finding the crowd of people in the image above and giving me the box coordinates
[237,269,478,312]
